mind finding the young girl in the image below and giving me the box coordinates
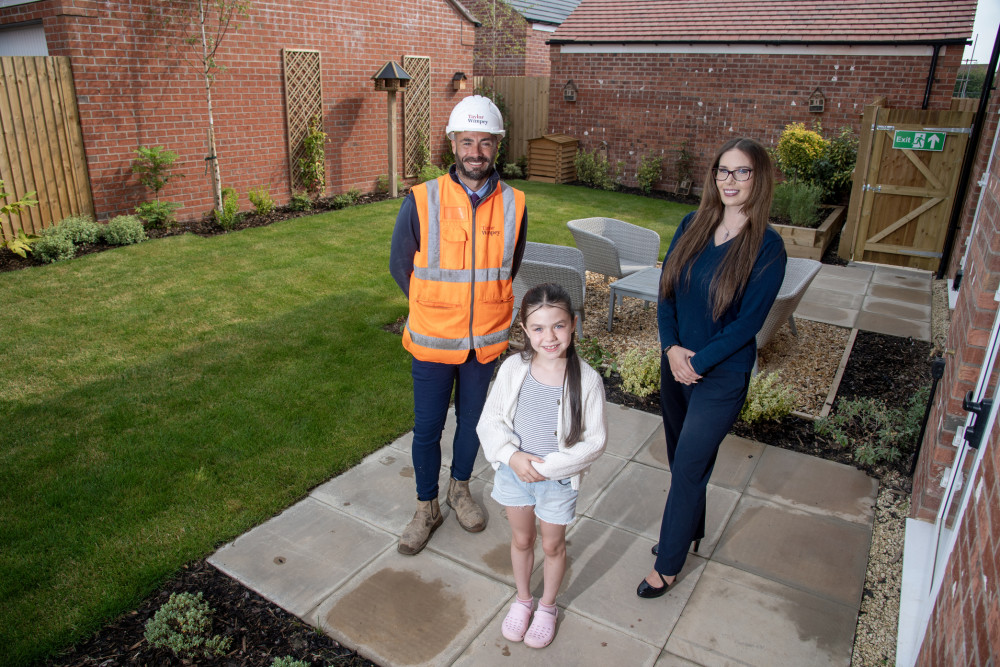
[478,282,607,649]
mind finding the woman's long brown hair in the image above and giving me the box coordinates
[659,137,775,321]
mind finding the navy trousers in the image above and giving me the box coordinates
[654,359,749,576]
[411,354,496,501]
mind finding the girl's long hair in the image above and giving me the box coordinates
[519,283,583,446]
[659,137,775,320]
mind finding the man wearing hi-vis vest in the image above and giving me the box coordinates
[390,95,527,555]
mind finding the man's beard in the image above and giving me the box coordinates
[456,156,494,182]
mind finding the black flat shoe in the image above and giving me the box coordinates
[637,571,671,599]
[651,539,700,556]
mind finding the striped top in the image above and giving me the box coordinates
[513,372,562,458]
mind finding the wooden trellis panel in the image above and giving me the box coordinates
[282,49,323,193]
[0,56,93,240]
[403,55,430,178]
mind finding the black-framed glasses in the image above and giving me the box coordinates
[712,167,753,182]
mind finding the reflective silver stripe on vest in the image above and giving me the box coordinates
[498,181,517,271]
[425,178,441,269]
[413,266,512,282]
[406,325,510,351]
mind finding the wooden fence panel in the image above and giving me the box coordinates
[0,56,92,241]
[474,76,549,162]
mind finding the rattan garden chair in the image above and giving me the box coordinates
[512,242,586,335]
[567,217,661,280]
[756,257,822,351]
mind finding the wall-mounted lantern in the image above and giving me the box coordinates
[563,80,577,102]
[372,61,412,197]
[808,88,825,113]
[452,72,467,91]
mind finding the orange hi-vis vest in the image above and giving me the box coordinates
[403,174,525,364]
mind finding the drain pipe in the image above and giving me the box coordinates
[910,356,947,476]
[921,44,941,110]
[937,27,1000,279]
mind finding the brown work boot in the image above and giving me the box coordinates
[447,478,487,532]
[397,498,443,555]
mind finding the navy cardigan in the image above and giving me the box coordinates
[657,211,786,375]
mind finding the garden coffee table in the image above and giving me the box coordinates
[607,266,661,331]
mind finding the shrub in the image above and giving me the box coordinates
[775,123,829,182]
[811,126,859,202]
[771,181,824,228]
[214,189,241,230]
[814,386,929,466]
[143,592,232,660]
[440,136,455,168]
[374,174,405,194]
[577,337,617,378]
[271,658,309,667]
[103,215,147,246]
[740,371,797,423]
[2,229,37,258]
[417,163,447,183]
[135,200,181,228]
[502,163,523,179]
[412,128,430,172]
[299,116,326,195]
[288,191,313,212]
[56,214,102,244]
[637,154,663,194]
[331,188,361,209]
[34,226,77,263]
[1,178,38,234]
[516,154,528,175]
[248,186,275,216]
[675,141,695,185]
[131,145,180,196]
[619,348,660,397]
[575,148,621,191]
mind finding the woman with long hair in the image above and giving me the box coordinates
[637,137,786,598]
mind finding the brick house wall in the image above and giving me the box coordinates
[909,109,1000,664]
[0,0,475,222]
[545,46,963,190]
[465,0,551,77]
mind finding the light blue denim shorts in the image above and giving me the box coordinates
[491,463,579,525]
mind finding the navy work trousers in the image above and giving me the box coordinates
[654,359,750,576]
[411,354,496,501]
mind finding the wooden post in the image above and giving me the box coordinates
[387,90,398,198]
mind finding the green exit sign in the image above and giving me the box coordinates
[893,130,946,151]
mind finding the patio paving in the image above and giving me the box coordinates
[207,260,931,666]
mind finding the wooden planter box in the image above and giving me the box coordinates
[773,205,846,260]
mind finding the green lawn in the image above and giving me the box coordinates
[0,181,693,664]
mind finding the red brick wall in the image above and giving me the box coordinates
[523,27,551,77]
[546,46,963,190]
[911,84,1000,665]
[0,0,474,222]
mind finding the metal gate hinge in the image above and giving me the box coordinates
[863,184,882,192]
[876,124,895,131]
[962,391,993,450]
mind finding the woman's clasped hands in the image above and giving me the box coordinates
[666,346,702,385]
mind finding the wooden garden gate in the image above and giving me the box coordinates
[840,104,975,271]
[0,56,93,241]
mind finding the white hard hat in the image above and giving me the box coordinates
[445,95,505,139]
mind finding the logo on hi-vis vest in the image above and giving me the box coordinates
[481,226,501,237]
[467,114,488,127]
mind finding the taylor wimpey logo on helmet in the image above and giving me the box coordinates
[467,114,488,126]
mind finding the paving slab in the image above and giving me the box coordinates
[390,411,494,480]
[819,263,873,281]
[314,549,512,667]
[808,273,872,294]
[870,265,932,290]
[456,606,661,666]
[799,287,865,310]
[868,282,932,305]
[634,432,764,492]
[605,402,662,459]
[713,495,871,607]
[654,651,701,666]
[558,518,707,646]
[207,497,394,618]
[746,446,878,524]
[855,310,931,341]
[589,461,740,558]
[861,295,931,322]
[665,561,857,667]
[311,449,454,534]
[793,300,859,328]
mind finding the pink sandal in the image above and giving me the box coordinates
[523,603,557,649]
[501,597,533,642]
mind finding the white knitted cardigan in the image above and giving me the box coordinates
[477,353,608,491]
